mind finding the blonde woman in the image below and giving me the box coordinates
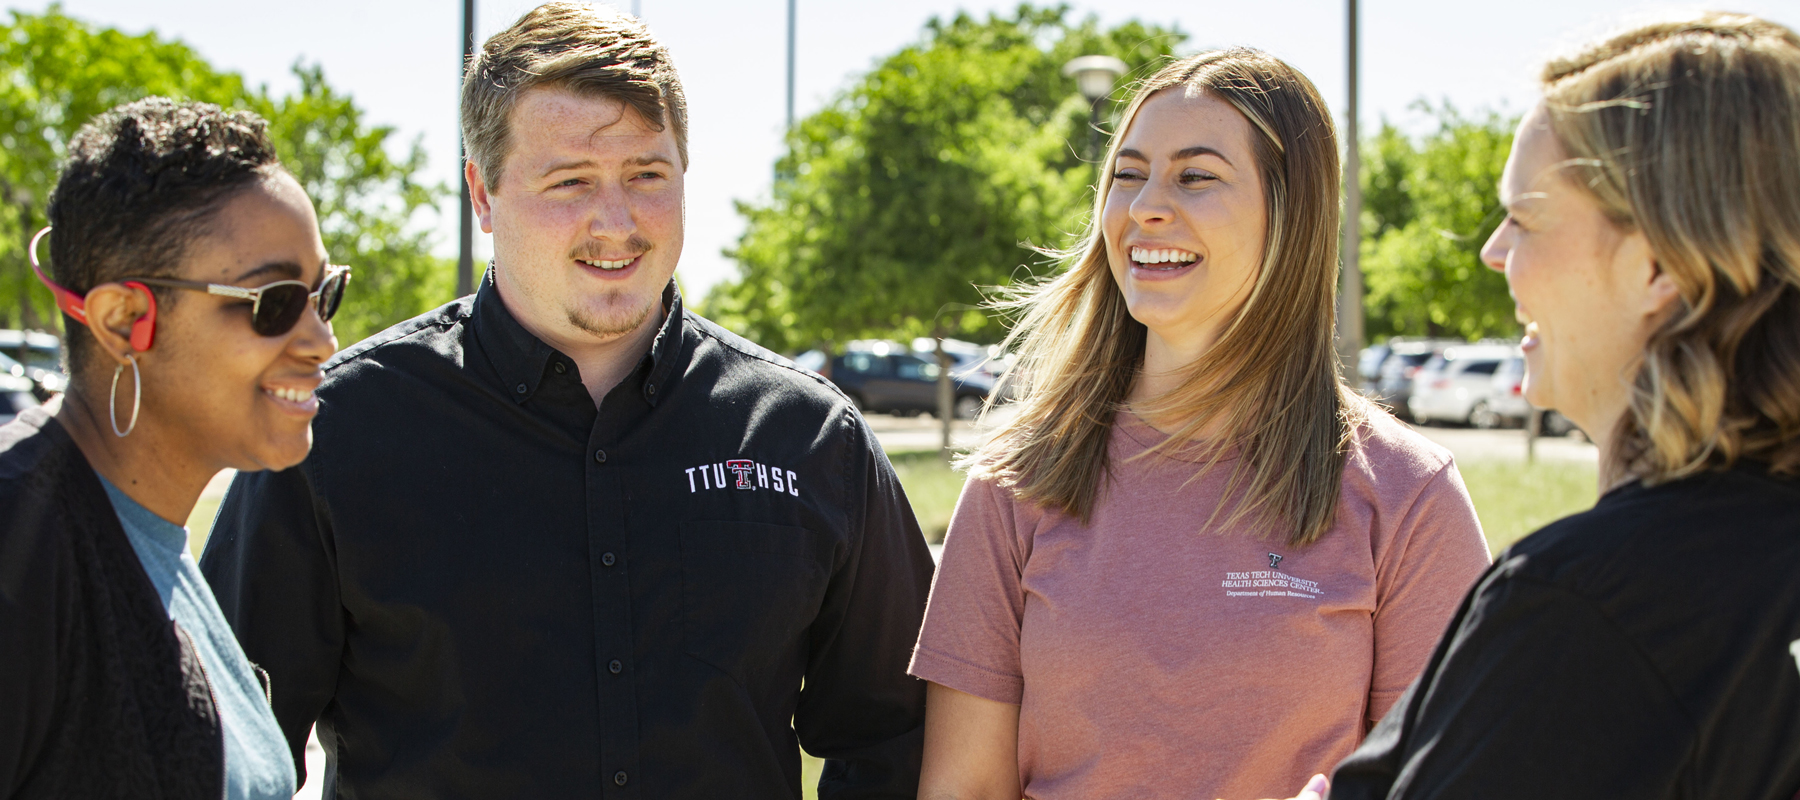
[1310,14,1800,799]
[910,49,1492,800]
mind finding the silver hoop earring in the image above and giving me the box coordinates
[110,354,141,437]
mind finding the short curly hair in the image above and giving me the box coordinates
[46,96,282,373]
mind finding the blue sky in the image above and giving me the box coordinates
[15,0,1800,300]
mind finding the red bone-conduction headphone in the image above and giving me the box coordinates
[29,226,157,351]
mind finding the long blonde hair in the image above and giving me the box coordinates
[1542,13,1800,480]
[969,48,1357,547]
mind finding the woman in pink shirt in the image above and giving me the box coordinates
[910,48,1492,799]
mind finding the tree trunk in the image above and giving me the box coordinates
[935,331,953,458]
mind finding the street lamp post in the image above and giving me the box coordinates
[457,0,476,298]
[1062,55,1127,176]
[1337,0,1365,378]
[786,0,796,130]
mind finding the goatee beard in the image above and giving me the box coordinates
[567,296,656,338]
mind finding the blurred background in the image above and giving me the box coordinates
[3,0,1793,581]
[6,2,1794,794]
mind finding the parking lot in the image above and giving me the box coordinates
[863,406,1596,464]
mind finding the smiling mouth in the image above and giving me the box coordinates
[264,386,315,403]
[578,256,639,271]
[1129,246,1200,269]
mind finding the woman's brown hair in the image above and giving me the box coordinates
[968,48,1358,546]
[1541,13,1800,479]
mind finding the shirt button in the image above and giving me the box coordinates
[553,361,566,374]
[514,383,527,394]
[594,449,607,463]
[609,659,622,674]
[614,771,628,786]
[646,384,656,396]
[601,552,616,567]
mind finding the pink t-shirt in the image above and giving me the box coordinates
[909,410,1491,800]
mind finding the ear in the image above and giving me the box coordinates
[467,160,495,235]
[1620,229,1681,319]
[81,282,156,364]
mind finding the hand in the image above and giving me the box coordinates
[1249,773,1329,800]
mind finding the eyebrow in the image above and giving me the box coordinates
[1500,191,1550,212]
[234,261,304,284]
[538,153,675,178]
[1115,146,1234,167]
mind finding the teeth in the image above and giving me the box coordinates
[1130,247,1199,265]
[580,258,634,271]
[266,387,313,403]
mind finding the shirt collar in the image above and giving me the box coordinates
[471,266,685,407]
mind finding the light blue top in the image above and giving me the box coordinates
[100,476,297,800]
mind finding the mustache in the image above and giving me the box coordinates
[571,237,653,261]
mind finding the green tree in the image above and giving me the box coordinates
[706,5,1183,353]
[254,65,452,343]
[0,5,449,346]
[1360,102,1519,341]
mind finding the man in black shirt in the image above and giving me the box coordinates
[199,4,935,797]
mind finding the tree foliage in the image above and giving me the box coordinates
[0,6,450,346]
[1359,103,1519,341]
[706,5,1183,352]
[258,65,452,343]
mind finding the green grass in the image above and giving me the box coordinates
[889,449,970,544]
[186,496,222,559]
[1457,459,1599,554]
[883,449,1600,555]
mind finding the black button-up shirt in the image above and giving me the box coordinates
[200,275,934,798]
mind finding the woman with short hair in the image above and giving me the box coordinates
[911,48,1491,800]
[0,97,346,799]
[1316,13,1800,799]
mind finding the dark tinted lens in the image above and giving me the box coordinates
[317,269,346,322]
[254,283,310,336]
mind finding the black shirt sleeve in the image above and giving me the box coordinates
[793,417,934,799]
[1331,574,1693,800]
[199,464,344,781]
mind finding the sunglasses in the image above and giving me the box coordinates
[131,266,351,336]
[29,226,351,345]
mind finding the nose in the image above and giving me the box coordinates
[1480,220,1510,274]
[1129,173,1175,228]
[288,298,338,365]
[588,181,637,241]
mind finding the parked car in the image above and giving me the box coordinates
[0,369,39,425]
[1357,342,1393,393]
[0,330,66,398]
[910,336,1021,401]
[1487,356,1582,437]
[826,341,994,418]
[1408,344,1516,426]
[1373,339,1460,419]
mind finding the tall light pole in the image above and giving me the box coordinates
[457,0,476,298]
[1337,0,1365,378]
[1062,55,1127,179]
[785,0,796,130]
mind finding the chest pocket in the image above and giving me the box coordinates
[679,521,830,680]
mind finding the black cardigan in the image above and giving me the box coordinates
[0,406,224,799]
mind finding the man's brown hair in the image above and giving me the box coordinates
[461,2,687,189]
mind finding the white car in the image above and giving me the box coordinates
[1487,356,1582,436]
[1408,344,1517,427]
